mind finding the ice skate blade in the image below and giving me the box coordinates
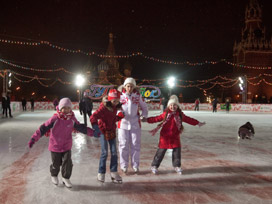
[111,178,122,184]
[151,169,158,175]
[51,176,59,185]
[63,182,72,188]
[97,179,105,183]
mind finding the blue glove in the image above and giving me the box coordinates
[92,124,101,138]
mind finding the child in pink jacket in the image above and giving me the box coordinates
[28,98,94,188]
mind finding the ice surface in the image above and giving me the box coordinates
[0,110,272,204]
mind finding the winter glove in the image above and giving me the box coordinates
[140,116,147,122]
[87,128,94,137]
[198,122,206,127]
[28,138,35,148]
[92,124,101,138]
[117,111,125,119]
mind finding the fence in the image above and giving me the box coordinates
[1,102,272,113]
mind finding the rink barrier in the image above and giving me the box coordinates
[1,102,272,113]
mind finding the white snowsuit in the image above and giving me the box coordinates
[118,90,148,169]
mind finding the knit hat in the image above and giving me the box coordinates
[58,98,72,110]
[123,77,136,87]
[108,89,120,101]
[167,95,180,107]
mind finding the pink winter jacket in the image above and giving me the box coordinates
[31,114,93,152]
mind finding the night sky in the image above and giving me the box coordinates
[1,0,272,101]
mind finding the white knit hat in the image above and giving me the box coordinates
[123,77,136,87]
[58,98,72,110]
[167,95,180,107]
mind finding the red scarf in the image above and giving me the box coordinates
[149,111,182,136]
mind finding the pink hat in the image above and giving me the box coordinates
[108,89,120,101]
[58,98,72,110]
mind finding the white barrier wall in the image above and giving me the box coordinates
[1,102,272,113]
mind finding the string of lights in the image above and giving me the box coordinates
[0,58,75,74]
[8,70,251,92]
[1,38,272,69]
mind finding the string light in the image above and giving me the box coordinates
[9,69,266,92]
[0,58,74,74]
[1,38,272,69]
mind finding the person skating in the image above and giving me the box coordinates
[53,98,59,110]
[30,97,35,112]
[212,98,218,113]
[142,95,206,175]
[79,91,93,126]
[238,122,255,140]
[194,98,200,111]
[225,99,230,113]
[22,97,27,111]
[117,77,148,173]
[1,93,7,118]
[90,89,124,183]
[6,92,13,118]
[28,98,94,188]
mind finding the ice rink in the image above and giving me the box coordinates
[0,110,272,204]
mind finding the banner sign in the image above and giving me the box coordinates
[84,84,161,99]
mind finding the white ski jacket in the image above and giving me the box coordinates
[118,90,148,130]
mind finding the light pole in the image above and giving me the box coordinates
[2,69,12,94]
[75,74,85,101]
[239,76,247,103]
[167,76,176,96]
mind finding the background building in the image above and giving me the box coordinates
[233,0,272,103]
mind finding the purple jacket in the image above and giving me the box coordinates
[31,114,93,152]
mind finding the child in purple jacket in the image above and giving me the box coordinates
[28,98,94,188]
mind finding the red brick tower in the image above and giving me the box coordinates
[233,0,272,102]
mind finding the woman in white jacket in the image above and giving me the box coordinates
[118,78,148,173]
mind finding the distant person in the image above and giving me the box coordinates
[225,99,230,113]
[22,97,27,111]
[28,98,94,188]
[238,122,255,140]
[194,98,200,111]
[53,98,59,110]
[30,97,35,112]
[212,98,218,113]
[2,93,7,118]
[162,93,170,111]
[79,92,93,126]
[6,92,13,118]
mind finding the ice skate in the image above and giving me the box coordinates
[62,178,72,188]
[151,166,158,174]
[174,167,183,175]
[97,173,105,183]
[51,176,59,185]
[121,167,128,174]
[133,167,139,173]
[110,172,122,184]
